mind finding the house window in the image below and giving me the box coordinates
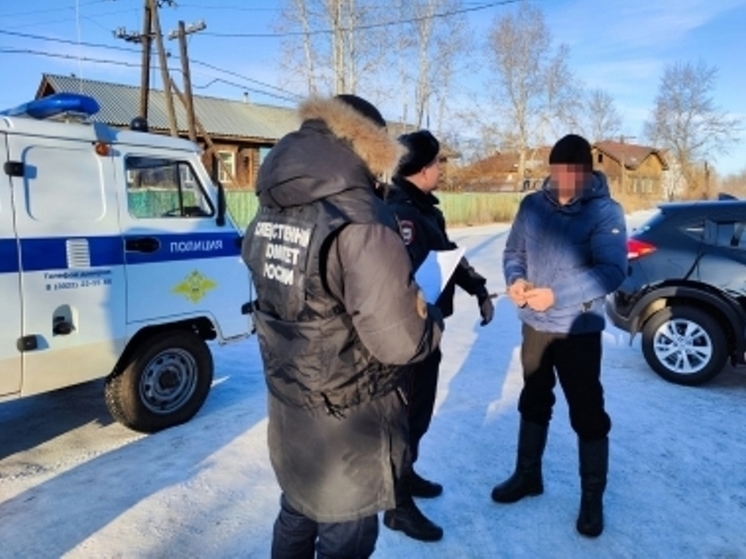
[217,151,235,183]
[597,153,603,163]
[259,146,272,165]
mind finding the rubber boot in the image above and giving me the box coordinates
[491,420,548,503]
[576,437,608,538]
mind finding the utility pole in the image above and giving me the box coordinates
[331,0,344,94]
[169,20,205,143]
[113,0,153,119]
[148,0,178,136]
[171,78,238,185]
[139,1,152,119]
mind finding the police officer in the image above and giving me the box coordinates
[382,129,494,542]
[242,95,443,558]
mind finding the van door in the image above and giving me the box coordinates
[0,132,22,397]
[117,151,246,334]
[6,134,127,396]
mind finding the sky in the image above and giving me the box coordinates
[1,0,745,175]
[1,216,745,558]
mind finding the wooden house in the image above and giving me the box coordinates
[592,140,669,197]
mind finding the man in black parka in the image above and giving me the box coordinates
[382,129,494,541]
[242,96,444,558]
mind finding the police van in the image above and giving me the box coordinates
[0,93,251,432]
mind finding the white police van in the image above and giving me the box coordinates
[0,93,251,432]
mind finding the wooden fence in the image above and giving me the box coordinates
[225,191,524,230]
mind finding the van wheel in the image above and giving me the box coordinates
[641,306,727,386]
[105,330,213,432]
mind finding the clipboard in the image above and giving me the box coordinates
[414,247,466,304]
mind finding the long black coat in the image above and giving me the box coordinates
[244,98,443,523]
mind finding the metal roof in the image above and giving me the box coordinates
[38,74,300,142]
[594,140,669,171]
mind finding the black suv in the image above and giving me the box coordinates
[606,198,746,385]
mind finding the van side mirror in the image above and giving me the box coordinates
[216,180,226,227]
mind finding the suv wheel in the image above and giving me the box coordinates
[641,306,727,386]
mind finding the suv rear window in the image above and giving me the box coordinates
[704,220,746,248]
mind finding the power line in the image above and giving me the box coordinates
[0,46,301,102]
[0,47,142,68]
[0,29,141,53]
[3,8,142,32]
[0,28,298,99]
[171,3,281,11]
[190,59,298,98]
[0,1,520,102]
[202,0,524,38]
[192,77,301,103]
[0,0,110,19]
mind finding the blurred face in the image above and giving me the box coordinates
[550,163,590,202]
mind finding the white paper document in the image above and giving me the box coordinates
[414,247,466,304]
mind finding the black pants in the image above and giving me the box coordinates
[405,346,442,465]
[271,494,378,559]
[518,324,611,441]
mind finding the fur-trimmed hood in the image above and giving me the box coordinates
[298,96,402,178]
[255,96,403,209]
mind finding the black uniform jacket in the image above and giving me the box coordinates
[385,176,488,317]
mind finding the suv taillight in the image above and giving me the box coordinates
[627,238,656,260]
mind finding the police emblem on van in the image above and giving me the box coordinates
[172,270,217,303]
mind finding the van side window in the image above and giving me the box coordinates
[126,156,214,219]
[22,145,106,223]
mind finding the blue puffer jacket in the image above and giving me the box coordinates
[503,171,628,334]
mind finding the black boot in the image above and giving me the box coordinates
[383,497,443,542]
[409,469,443,498]
[491,420,548,503]
[576,437,608,538]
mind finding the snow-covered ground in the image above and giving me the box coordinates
[1,217,745,558]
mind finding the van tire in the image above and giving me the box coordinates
[105,330,213,433]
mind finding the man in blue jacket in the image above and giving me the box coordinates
[493,133,627,538]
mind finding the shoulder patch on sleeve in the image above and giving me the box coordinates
[399,220,415,245]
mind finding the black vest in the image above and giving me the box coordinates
[243,195,402,417]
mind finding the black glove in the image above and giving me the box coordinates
[477,291,494,326]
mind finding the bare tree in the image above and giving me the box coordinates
[660,160,686,202]
[720,167,746,198]
[644,60,742,199]
[412,1,437,128]
[485,1,577,181]
[277,0,391,98]
[583,89,622,143]
[295,0,318,95]
[395,0,470,130]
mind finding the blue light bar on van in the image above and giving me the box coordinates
[0,93,100,119]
